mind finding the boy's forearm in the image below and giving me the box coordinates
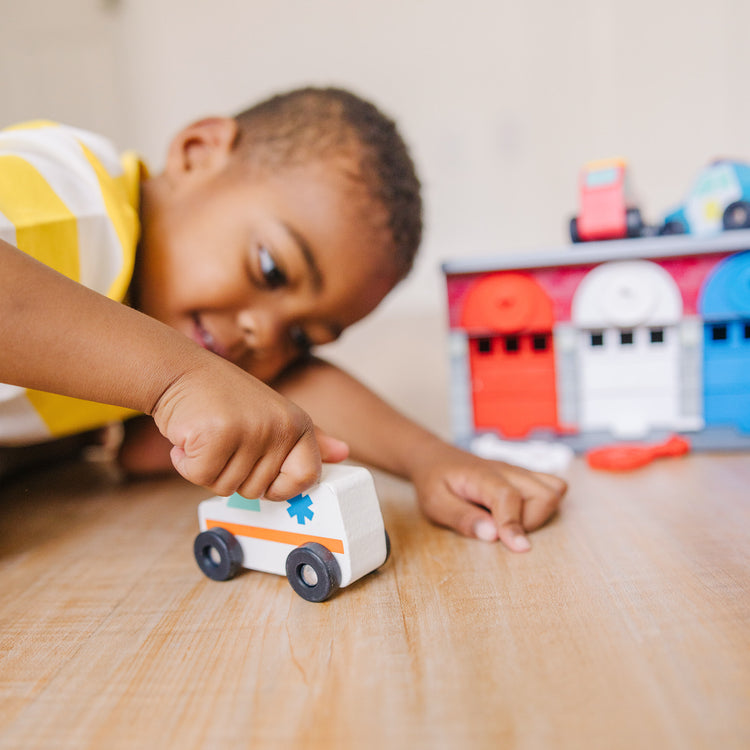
[273,356,447,481]
[0,239,208,415]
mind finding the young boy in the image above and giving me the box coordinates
[0,87,565,551]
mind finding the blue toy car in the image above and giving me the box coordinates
[659,159,750,235]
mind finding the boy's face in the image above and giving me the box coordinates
[136,119,398,384]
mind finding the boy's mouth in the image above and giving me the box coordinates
[191,314,229,359]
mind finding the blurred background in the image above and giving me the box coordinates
[3,0,750,433]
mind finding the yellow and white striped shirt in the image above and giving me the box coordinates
[0,121,146,444]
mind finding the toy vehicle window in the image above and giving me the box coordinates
[504,335,520,353]
[694,175,712,196]
[532,334,548,351]
[695,167,732,196]
[744,322,750,340]
[590,332,604,347]
[620,331,634,345]
[650,328,665,344]
[477,337,492,354]
[585,168,618,188]
[711,324,728,342]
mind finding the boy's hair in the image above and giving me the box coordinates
[233,87,422,281]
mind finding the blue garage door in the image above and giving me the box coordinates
[699,251,750,433]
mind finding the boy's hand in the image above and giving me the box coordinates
[150,355,335,501]
[412,444,567,552]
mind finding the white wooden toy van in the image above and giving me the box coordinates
[194,464,390,602]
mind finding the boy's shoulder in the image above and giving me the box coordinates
[1,120,123,172]
[0,120,145,300]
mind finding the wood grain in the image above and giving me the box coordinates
[0,449,748,750]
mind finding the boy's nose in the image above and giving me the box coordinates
[237,308,285,350]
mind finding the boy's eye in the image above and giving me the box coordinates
[289,325,313,352]
[259,246,286,289]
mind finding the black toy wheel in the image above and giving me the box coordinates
[723,200,750,230]
[285,542,341,602]
[626,208,643,237]
[384,530,392,565]
[569,216,582,243]
[659,219,686,235]
[194,528,243,581]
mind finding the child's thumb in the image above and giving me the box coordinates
[169,444,190,479]
[314,427,349,464]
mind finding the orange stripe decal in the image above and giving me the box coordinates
[205,520,345,554]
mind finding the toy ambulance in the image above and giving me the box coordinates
[194,463,390,602]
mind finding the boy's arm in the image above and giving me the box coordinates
[273,357,567,552]
[0,239,329,500]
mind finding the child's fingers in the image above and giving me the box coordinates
[523,483,565,532]
[263,430,322,502]
[218,449,275,500]
[470,474,531,552]
[231,429,343,499]
[499,467,567,532]
[169,441,246,496]
[169,438,227,489]
[228,433,321,501]
[169,431,316,501]
[427,475,531,552]
[314,426,349,463]
[235,454,285,500]
[422,481,498,540]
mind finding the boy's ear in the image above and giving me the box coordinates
[164,117,239,183]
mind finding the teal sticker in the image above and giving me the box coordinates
[227,493,261,511]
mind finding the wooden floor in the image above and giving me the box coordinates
[1,314,749,749]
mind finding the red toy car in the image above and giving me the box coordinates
[569,158,645,242]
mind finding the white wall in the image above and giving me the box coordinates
[4,0,750,324]
[0,0,125,143]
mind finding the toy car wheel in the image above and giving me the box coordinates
[285,542,341,602]
[659,219,686,235]
[626,208,643,237]
[722,200,750,230]
[384,530,392,565]
[194,528,243,581]
[569,216,582,243]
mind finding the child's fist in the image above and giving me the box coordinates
[151,355,327,501]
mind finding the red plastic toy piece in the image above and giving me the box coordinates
[570,158,644,242]
[586,434,691,471]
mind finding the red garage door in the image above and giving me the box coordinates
[461,272,559,438]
